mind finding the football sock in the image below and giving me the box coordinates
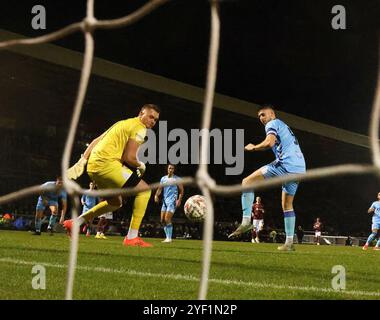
[376,239,380,247]
[48,215,57,229]
[35,217,42,232]
[79,200,120,223]
[284,210,295,245]
[366,232,377,245]
[127,228,138,240]
[130,190,151,230]
[163,225,168,239]
[166,224,173,240]
[241,191,254,223]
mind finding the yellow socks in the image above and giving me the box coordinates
[130,190,151,230]
[79,200,120,223]
[78,190,151,235]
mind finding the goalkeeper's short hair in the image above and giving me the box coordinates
[141,104,161,113]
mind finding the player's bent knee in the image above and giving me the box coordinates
[242,171,264,186]
[165,214,173,224]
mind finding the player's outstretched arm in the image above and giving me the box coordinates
[59,200,67,224]
[245,134,276,152]
[67,133,105,180]
[82,134,104,160]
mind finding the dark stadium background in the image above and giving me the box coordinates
[0,0,379,236]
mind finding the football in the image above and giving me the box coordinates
[184,195,207,222]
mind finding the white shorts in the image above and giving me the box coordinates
[315,231,321,237]
[99,212,113,220]
[252,219,264,231]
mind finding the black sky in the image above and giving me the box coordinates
[1,0,379,134]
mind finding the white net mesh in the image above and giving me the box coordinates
[0,0,379,300]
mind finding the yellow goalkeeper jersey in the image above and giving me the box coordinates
[87,117,146,172]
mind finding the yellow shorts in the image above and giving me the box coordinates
[87,161,135,189]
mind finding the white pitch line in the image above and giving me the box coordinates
[1,257,379,298]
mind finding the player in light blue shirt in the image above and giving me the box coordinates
[154,164,184,243]
[363,192,380,250]
[81,181,99,236]
[34,176,67,235]
[82,182,98,213]
[229,105,306,251]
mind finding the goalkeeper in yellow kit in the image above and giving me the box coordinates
[64,104,160,247]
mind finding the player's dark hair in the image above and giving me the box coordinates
[141,104,161,113]
[260,104,275,111]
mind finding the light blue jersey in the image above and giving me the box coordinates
[161,175,181,201]
[39,181,67,202]
[160,175,181,213]
[260,119,306,195]
[36,181,67,210]
[265,119,306,173]
[242,117,305,240]
[370,201,380,222]
[81,194,99,213]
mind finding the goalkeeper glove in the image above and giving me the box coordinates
[136,162,146,178]
[67,157,87,180]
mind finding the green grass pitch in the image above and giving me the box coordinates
[0,230,379,300]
